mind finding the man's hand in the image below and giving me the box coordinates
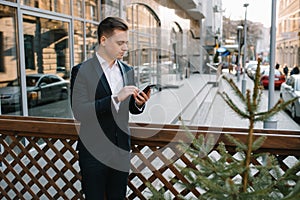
[134,90,150,107]
[116,86,139,102]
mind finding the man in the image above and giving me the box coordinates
[71,17,150,199]
[283,64,289,77]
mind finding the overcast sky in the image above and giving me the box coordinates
[222,0,273,27]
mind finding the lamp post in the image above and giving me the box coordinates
[241,3,249,95]
[263,0,277,129]
[237,26,243,82]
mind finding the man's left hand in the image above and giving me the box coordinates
[134,90,150,107]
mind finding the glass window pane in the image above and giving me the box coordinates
[0,6,21,115]
[85,0,99,21]
[101,0,120,19]
[22,15,72,118]
[126,4,159,87]
[1,0,16,2]
[74,20,84,65]
[85,22,98,59]
[21,0,71,15]
[73,0,83,18]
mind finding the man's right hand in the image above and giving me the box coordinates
[116,86,139,102]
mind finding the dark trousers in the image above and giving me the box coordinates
[78,143,129,200]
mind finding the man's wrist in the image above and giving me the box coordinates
[113,95,119,104]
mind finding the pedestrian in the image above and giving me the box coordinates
[290,65,299,75]
[70,17,150,200]
[283,64,289,77]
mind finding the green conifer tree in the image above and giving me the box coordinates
[148,58,300,199]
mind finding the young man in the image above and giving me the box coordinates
[71,17,150,199]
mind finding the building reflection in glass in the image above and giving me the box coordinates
[0,5,21,115]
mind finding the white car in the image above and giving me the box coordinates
[280,74,300,120]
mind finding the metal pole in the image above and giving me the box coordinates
[264,0,277,129]
[241,3,249,95]
[237,26,243,82]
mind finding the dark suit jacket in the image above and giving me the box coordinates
[70,55,143,170]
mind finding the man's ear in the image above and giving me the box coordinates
[100,36,106,46]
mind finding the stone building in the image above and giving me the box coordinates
[276,0,300,68]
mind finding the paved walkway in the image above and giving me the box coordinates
[130,72,300,131]
[130,74,214,124]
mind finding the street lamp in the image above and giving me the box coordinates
[241,3,249,95]
[263,0,277,129]
[237,25,243,82]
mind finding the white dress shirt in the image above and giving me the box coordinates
[96,52,123,111]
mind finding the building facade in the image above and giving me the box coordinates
[276,0,300,68]
[0,0,216,118]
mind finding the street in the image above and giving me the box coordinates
[221,72,300,128]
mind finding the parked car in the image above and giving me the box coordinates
[245,60,258,70]
[0,74,69,112]
[246,64,269,80]
[260,69,285,89]
[280,74,300,120]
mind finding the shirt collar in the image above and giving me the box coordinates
[96,52,118,72]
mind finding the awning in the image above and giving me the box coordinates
[217,47,227,53]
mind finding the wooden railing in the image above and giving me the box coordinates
[0,115,299,199]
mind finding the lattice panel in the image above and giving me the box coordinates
[0,118,299,200]
[0,134,83,200]
[127,144,300,199]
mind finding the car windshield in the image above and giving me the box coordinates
[296,80,300,91]
[26,76,40,87]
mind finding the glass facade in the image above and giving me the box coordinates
[126,4,160,87]
[0,0,202,118]
[21,0,71,15]
[0,5,21,115]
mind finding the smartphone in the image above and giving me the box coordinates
[140,84,156,94]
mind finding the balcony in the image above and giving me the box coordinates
[174,0,204,20]
[0,115,299,199]
[174,0,197,10]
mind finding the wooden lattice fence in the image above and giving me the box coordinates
[0,116,299,199]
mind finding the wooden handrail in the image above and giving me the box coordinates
[0,115,299,199]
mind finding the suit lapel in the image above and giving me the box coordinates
[117,60,128,86]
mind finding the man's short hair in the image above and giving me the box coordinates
[97,17,129,44]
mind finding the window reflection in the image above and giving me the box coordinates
[85,22,98,59]
[0,6,21,115]
[22,15,72,118]
[21,0,71,15]
[2,0,16,2]
[126,4,159,87]
[73,0,83,18]
[85,0,99,21]
[101,0,120,19]
[74,20,84,66]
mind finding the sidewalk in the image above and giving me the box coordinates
[208,72,300,130]
[130,73,214,124]
[130,72,300,131]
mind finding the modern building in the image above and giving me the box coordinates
[0,0,221,118]
[276,0,300,68]
[221,16,267,63]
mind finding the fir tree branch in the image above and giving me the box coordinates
[222,76,245,102]
[252,58,262,104]
[218,91,249,119]
[254,97,298,121]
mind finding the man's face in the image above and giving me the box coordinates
[101,29,129,61]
